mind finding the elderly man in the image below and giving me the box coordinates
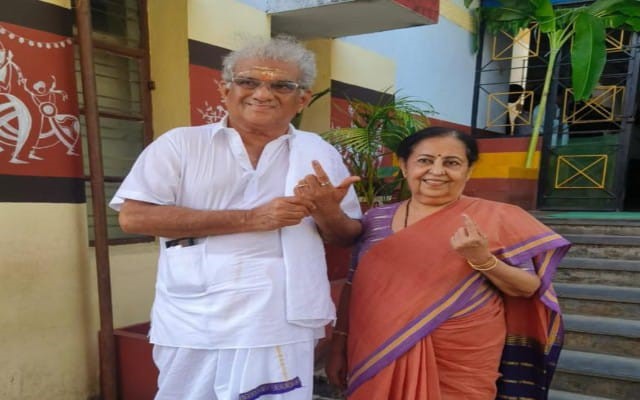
[110,35,362,400]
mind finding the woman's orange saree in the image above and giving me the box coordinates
[347,196,570,399]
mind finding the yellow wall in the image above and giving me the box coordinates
[473,151,541,179]
[0,204,97,399]
[300,39,396,134]
[0,6,95,400]
[331,40,395,92]
[38,0,70,7]
[103,243,159,328]
[149,0,191,136]
[440,0,474,32]
[188,0,269,48]
[301,39,332,134]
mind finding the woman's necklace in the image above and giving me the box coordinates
[404,198,412,228]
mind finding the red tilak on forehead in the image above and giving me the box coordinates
[235,67,290,80]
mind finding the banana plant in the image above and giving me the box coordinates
[321,92,435,207]
[465,0,640,167]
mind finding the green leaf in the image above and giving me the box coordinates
[612,2,640,17]
[377,166,399,179]
[481,0,537,35]
[571,12,607,101]
[602,15,628,28]
[627,16,640,30]
[587,0,630,16]
[532,0,556,33]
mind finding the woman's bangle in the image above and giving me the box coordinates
[333,329,348,337]
[467,255,498,271]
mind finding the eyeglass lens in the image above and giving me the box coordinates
[232,77,300,94]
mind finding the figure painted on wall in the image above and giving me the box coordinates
[196,99,226,124]
[0,38,79,164]
[0,40,32,164]
[23,76,80,159]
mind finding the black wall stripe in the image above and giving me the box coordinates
[0,0,72,37]
[0,175,86,203]
[188,39,229,70]
[331,80,394,104]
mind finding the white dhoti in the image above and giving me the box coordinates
[152,340,315,400]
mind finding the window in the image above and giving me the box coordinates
[74,0,152,243]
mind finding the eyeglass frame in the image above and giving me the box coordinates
[228,75,306,94]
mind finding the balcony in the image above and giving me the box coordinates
[268,0,439,39]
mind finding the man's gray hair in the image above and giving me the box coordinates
[221,35,316,89]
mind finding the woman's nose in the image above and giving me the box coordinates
[429,161,446,175]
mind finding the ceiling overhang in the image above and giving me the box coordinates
[268,0,439,40]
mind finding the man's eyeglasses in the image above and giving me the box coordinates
[230,76,302,94]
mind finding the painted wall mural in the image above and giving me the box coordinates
[188,40,229,126]
[0,22,80,178]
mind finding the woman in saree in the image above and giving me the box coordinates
[325,127,570,399]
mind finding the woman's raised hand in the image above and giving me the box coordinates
[450,214,493,266]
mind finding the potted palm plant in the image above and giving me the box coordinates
[322,92,436,207]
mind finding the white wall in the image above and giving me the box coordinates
[339,16,477,126]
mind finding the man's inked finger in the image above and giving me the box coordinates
[312,160,331,186]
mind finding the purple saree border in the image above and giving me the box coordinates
[347,273,484,394]
[499,232,571,313]
[497,232,571,266]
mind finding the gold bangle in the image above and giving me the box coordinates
[467,255,498,271]
[333,329,348,337]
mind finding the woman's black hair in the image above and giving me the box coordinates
[395,126,479,166]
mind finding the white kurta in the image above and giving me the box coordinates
[110,119,361,349]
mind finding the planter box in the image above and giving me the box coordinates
[114,322,157,400]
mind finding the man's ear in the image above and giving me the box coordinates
[218,80,230,103]
[298,89,312,113]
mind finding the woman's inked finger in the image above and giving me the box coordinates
[462,214,480,236]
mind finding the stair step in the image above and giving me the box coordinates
[552,350,640,398]
[557,349,640,381]
[563,314,640,357]
[564,314,640,339]
[555,283,640,319]
[536,217,640,236]
[556,257,640,287]
[555,283,640,304]
[562,234,640,260]
[548,389,615,400]
[561,257,640,272]
[563,234,640,246]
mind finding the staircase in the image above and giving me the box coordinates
[539,217,640,400]
[312,217,640,400]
